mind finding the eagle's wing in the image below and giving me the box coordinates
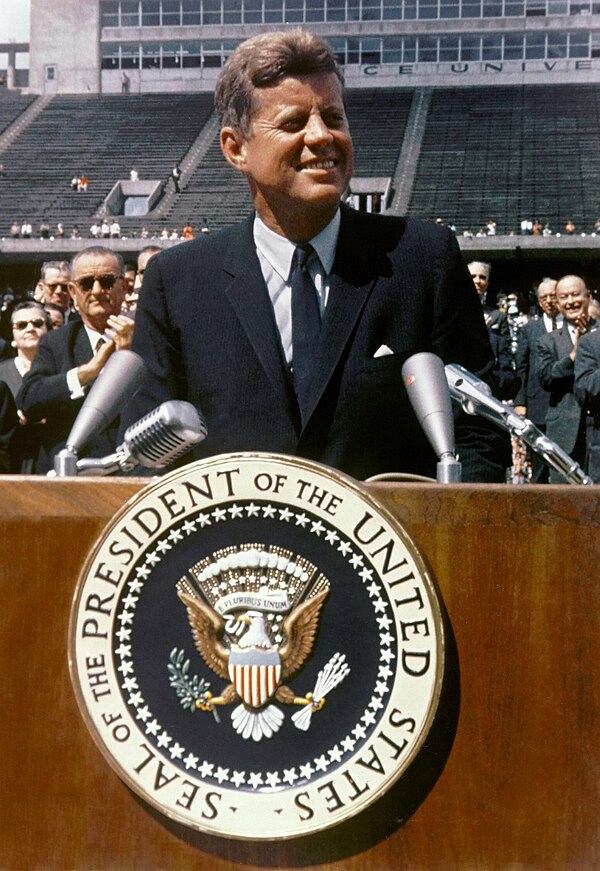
[176,581,229,680]
[279,588,328,681]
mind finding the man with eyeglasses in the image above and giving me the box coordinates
[34,260,75,321]
[17,246,134,474]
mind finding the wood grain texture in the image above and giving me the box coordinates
[0,478,598,871]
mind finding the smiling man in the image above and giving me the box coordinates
[536,274,596,482]
[17,246,134,473]
[125,29,504,482]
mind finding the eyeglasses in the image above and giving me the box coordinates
[74,274,121,292]
[44,282,69,291]
[13,318,46,330]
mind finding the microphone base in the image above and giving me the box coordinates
[437,457,462,484]
[53,448,79,478]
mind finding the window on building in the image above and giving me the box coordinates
[547,31,567,56]
[381,35,404,62]
[482,32,502,58]
[142,0,161,24]
[569,31,590,56]
[162,0,182,25]
[439,34,460,60]
[360,37,382,63]
[525,31,546,57]
[419,0,439,19]
[460,34,482,59]
[307,0,327,20]
[181,40,202,66]
[101,42,121,69]
[162,41,182,67]
[264,0,284,22]
[327,0,347,21]
[504,32,524,58]
[101,1,120,27]
[121,0,141,26]
[223,1,243,23]
[142,42,161,68]
[504,1,525,13]
[382,1,403,18]
[418,35,438,60]
[182,0,201,24]
[121,43,140,68]
[440,0,460,17]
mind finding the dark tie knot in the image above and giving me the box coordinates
[294,243,314,272]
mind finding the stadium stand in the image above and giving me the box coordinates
[0,93,37,137]
[407,84,600,235]
[1,84,600,239]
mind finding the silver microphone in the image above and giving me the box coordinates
[72,400,208,476]
[401,352,461,483]
[445,363,592,486]
[53,349,147,476]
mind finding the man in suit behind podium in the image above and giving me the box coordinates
[18,247,134,473]
[536,274,596,483]
[125,29,505,482]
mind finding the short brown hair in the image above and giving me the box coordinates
[215,29,344,136]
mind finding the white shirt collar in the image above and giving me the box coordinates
[253,210,340,280]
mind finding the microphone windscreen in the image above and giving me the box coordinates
[402,352,456,459]
[124,400,207,468]
[66,349,146,453]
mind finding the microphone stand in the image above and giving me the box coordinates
[445,364,593,486]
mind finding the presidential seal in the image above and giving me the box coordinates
[69,453,445,840]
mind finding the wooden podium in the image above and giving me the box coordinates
[1,476,598,870]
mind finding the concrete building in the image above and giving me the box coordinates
[26,0,600,94]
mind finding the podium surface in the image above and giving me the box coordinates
[0,476,598,870]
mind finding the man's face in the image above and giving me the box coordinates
[38,267,71,310]
[555,277,589,325]
[224,73,353,238]
[537,282,558,318]
[69,251,125,331]
[468,263,490,299]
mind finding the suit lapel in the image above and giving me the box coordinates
[222,216,299,422]
[301,205,379,423]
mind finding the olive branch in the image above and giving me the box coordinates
[168,648,213,715]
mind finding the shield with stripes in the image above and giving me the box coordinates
[228,648,282,709]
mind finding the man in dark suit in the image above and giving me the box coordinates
[467,261,509,339]
[125,29,505,483]
[573,327,600,483]
[514,278,561,483]
[536,275,596,483]
[18,246,134,473]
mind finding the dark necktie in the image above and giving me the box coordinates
[291,244,321,413]
[551,316,557,330]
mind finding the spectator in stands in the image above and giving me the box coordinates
[593,218,600,234]
[79,175,88,192]
[124,28,506,483]
[520,218,533,235]
[130,168,139,182]
[90,221,100,238]
[462,227,473,238]
[542,223,553,237]
[44,303,65,330]
[101,219,110,238]
[71,225,81,239]
[573,326,600,483]
[39,219,50,239]
[486,218,496,236]
[182,221,194,240]
[532,219,542,236]
[20,220,32,239]
[536,274,596,483]
[55,222,65,238]
[9,221,19,239]
[565,219,576,235]
[172,163,182,193]
[110,219,121,239]
[468,260,509,337]
[71,176,79,191]
[34,260,72,318]
[514,278,561,483]
[17,247,134,474]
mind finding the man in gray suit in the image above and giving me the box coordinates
[536,275,596,483]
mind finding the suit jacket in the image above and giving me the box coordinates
[124,206,506,482]
[514,316,552,425]
[536,320,597,456]
[17,320,120,474]
[574,327,600,483]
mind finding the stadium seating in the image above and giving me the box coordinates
[0,84,599,239]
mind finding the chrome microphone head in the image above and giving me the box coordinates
[123,400,207,468]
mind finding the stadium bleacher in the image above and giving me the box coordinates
[0,84,599,239]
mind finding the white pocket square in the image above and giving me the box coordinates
[373,344,394,358]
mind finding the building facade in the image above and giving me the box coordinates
[27,0,600,93]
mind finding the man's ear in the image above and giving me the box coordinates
[220,127,248,172]
[68,284,80,312]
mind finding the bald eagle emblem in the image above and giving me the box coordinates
[175,544,350,741]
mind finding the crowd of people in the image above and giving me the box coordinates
[467,259,600,483]
[0,29,599,485]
